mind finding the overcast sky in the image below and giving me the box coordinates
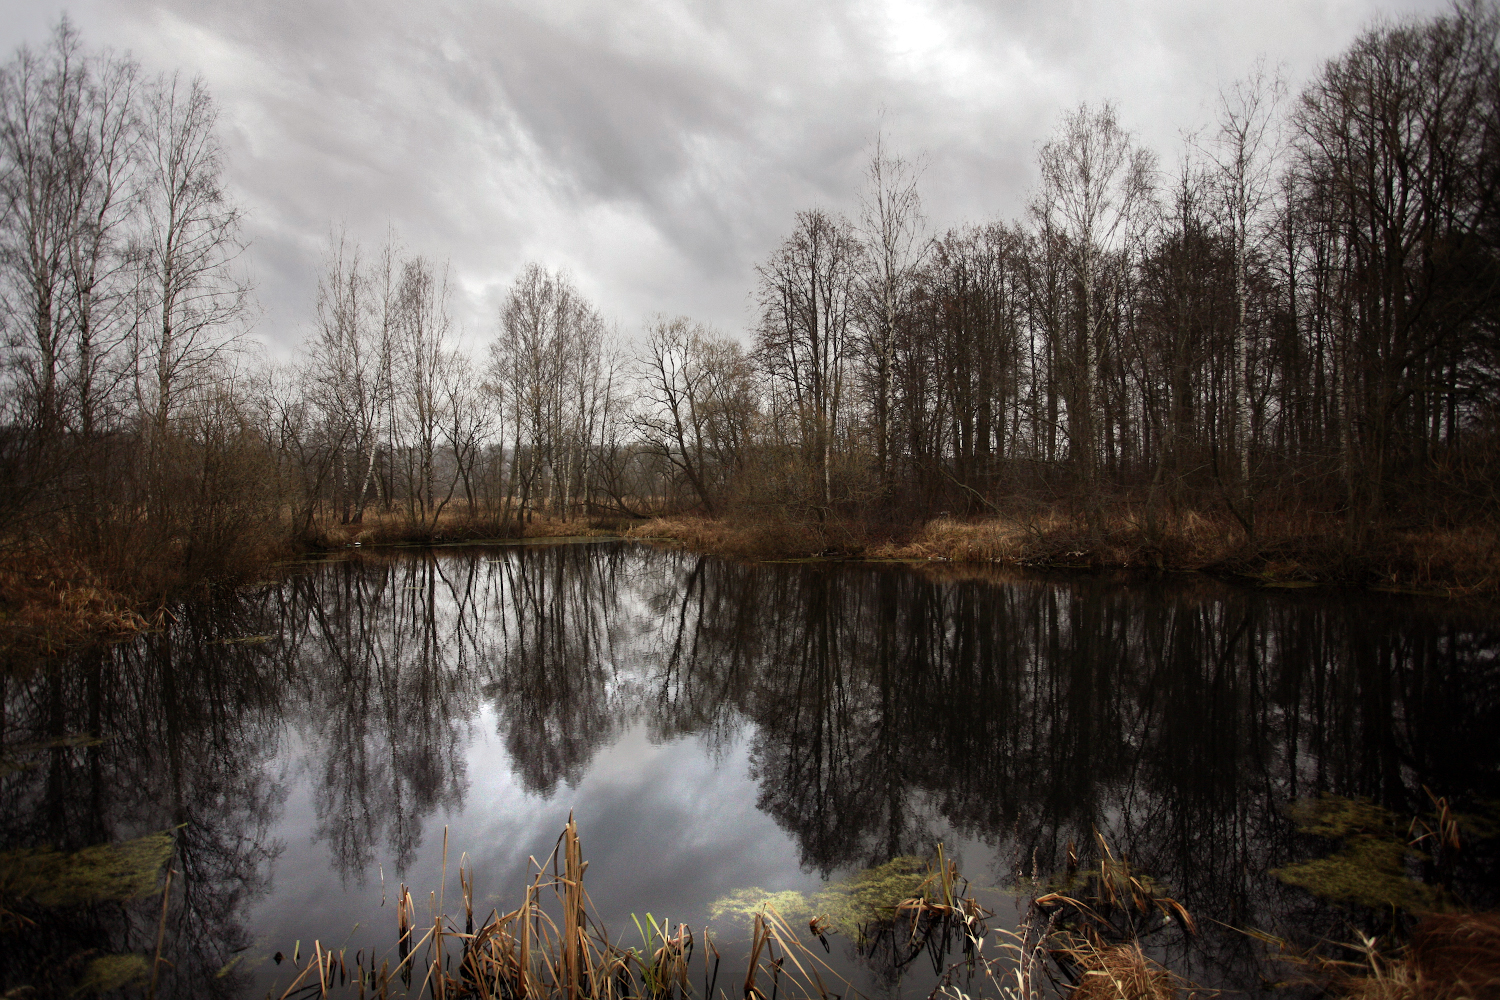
[0,0,1457,357]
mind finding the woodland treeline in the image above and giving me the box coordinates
[3,4,1500,598]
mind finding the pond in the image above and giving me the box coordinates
[2,541,1498,997]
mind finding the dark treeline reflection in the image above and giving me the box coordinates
[3,543,1497,994]
[1,596,288,998]
[629,551,1500,984]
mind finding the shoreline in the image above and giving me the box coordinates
[619,512,1500,605]
[5,508,1496,657]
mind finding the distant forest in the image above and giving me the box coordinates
[3,3,1499,598]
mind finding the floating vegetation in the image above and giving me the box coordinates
[0,831,173,908]
[0,732,106,777]
[708,888,813,924]
[709,852,985,942]
[1272,795,1448,912]
[73,953,150,995]
[813,856,931,935]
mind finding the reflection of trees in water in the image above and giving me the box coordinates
[632,555,1500,985]
[483,544,635,795]
[277,553,485,880]
[6,545,1495,994]
[277,542,644,868]
[0,595,287,998]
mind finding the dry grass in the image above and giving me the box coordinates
[0,551,153,657]
[276,815,860,1000]
[629,507,1500,598]
[307,507,626,548]
[1057,942,1176,1000]
[625,515,829,561]
[262,820,1018,1000]
[1331,914,1500,1000]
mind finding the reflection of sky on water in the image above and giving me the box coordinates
[6,542,1499,998]
[249,712,879,998]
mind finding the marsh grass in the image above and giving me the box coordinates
[20,817,1484,1000]
[306,507,626,549]
[0,552,153,656]
[1252,915,1500,1000]
[628,507,1500,598]
[261,819,1011,1000]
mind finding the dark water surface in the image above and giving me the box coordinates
[3,541,1498,997]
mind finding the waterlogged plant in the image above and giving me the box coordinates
[627,913,694,998]
[258,823,1210,1000]
[0,830,174,909]
[1272,793,1461,912]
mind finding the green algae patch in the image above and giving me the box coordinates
[709,856,935,936]
[73,954,150,995]
[709,888,813,923]
[811,856,929,934]
[1272,795,1446,912]
[0,832,173,908]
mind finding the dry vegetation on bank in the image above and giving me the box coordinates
[0,553,151,658]
[627,508,1500,598]
[250,819,1498,1000]
[301,509,625,549]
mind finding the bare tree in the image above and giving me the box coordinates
[490,264,614,522]
[756,209,862,514]
[134,71,248,440]
[393,254,455,529]
[1208,61,1285,532]
[1033,103,1156,511]
[1295,0,1500,528]
[855,131,927,495]
[0,20,141,446]
[308,228,393,522]
[635,316,756,515]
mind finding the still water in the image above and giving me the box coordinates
[3,541,1498,997]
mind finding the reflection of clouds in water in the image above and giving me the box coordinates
[40,542,1490,997]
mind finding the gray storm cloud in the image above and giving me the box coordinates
[0,0,1456,355]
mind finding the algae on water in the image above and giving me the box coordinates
[708,856,935,936]
[73,954,150,996]
[1271,794,1446,912]
[811,856,929,934]
[0,831,173,908]
[709,888,814,923]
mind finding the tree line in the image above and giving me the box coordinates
[4,4,1499,596]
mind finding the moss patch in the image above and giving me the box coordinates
[0,832,173,908]
[1272,795,1446,912]
[708,888,814,923]
[709,856,937,936]
[73,954,150,995]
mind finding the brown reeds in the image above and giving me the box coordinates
[1034,833,1195,939]
[1051,940,1176,1000]
[273,822,1211,1000]
[625,516,829,562]
[0,551,153,656]
[624,506,1500,599]
[276,816,866,1000]
[1265,915,1500,1000]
